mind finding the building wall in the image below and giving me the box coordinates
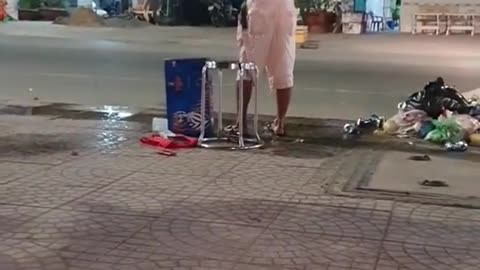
[400,0,480,33]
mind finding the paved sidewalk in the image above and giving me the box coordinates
[0,114,479,270]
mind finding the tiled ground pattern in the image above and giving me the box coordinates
[0,115,479,270]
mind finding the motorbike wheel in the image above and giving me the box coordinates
[210,13,223,27]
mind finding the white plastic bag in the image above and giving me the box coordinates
[450,114,480,135]
[384,109,429,135]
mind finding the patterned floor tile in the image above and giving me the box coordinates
[67,154,157,171]
[0,239,70,270]
[239,230,378,270]
[0,162,51,184]
[290,195,394,212]
[192,163,315,201]
[12,165,133,189]
[163,197,286,227]
[0,182,94,208]
[0,205,49,233]
[242,143,338,168]
[270,204,389,240]
[376,241,480,270]
[3,210,152,243]
[140,152,242,177]
[112,219,263,261]
[62,172,213,216]
[87,255,236,270]
[386,203,480,250]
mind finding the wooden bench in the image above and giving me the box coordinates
[446,14,477,36]
[412,13,441,35]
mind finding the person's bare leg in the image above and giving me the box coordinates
[234,79,252,133]
[274,87,292,135]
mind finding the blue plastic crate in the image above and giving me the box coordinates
[164,58,213,137]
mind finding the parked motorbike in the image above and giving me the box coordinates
[208,0,238,27]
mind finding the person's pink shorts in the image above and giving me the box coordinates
[237,0,297,90]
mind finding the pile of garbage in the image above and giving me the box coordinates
[54,7,149,28]
[344,77,480,152]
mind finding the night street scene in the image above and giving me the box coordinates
[1,0,480,269]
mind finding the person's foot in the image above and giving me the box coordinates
[272,119,286,136]
[266,119,285,137]
[224,124,249,137]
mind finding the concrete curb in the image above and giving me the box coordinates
[0,101,349,138]
[2,101,479,157]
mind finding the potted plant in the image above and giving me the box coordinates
[18,0,42,20]
[296,0,335,33]
[39,0,68,21]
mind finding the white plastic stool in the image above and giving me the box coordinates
[198,60,263,150]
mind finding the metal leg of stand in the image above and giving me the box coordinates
[198,65,207,145]
[253,66,261,143]
[238,68,245,149]
[217,70,223,137]
[198,60,263,150]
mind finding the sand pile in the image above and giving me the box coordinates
[54,8,149,28]
[54,7,105,27]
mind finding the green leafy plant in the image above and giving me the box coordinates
[391,5,400,21]
[18,0,41,9]
[296,0,333,12]
[44,0,65,8]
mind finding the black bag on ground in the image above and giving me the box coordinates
[403,77,472,118]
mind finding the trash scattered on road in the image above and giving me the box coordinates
[140,134,197,157]
[445,141,468,152]
[344,114,384,135]
[470,134,480,146]
[424,118,463,144]
[420,179,449,187]
[408,155,431,161]
[346,77,480,151]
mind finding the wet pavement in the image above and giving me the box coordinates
[0,110,480,270]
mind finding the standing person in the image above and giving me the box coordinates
[229,0,296,136]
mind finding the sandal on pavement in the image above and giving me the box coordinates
[265,121,286,137]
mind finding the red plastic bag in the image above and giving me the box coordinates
[140,134,197,149]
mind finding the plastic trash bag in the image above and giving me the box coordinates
[469,133,480,147]
[417,121,436,139]
[384,109,429,135]
[425,118,464,144]
[449,114,480,135]
[402,77,473,119]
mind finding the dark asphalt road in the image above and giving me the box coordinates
[1,34,479,119]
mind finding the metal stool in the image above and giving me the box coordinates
[198,60,263,150]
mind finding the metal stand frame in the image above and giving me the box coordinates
[198,60,263,150]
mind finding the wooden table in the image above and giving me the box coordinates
[445,13,479,36]
[412,13,441,35]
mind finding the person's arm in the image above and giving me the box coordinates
[240,1,248,29]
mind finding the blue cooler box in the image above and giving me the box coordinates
[165,58,213,137]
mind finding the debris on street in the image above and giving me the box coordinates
[140,133,197,156]
[420,179,449,187]
[54,7,105,27]
[408,154,431,161]
[54,7,149,28]
[345,77,480,151]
